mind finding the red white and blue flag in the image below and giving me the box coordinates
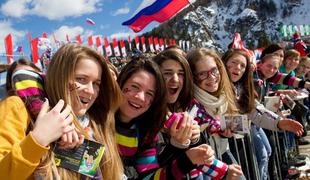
[122,0,196,32]
[86,18,96,25]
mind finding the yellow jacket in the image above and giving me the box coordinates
[0,96,49,180]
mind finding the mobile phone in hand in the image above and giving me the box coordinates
[164,113,183,129]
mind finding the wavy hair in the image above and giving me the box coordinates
[41,44,123,180]
[187,48,238,114]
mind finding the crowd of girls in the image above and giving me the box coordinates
[0,42,309,180]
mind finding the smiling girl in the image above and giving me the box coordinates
[0,44,124,180]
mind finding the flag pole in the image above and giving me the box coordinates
[186,0,214,43]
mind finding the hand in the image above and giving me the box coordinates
[58,127,85,149]
[185,144,214,165]
[220,129,234,138]
[278,118,304,136]
[32,99,75,146]
[287,89,299,97]
[191,120,200,143]
[170,112,192,145]
[226,164,243,180]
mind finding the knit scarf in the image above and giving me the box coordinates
[193,84,228,117]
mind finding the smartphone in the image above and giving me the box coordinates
[164,112,183,129]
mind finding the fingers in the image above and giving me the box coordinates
[58,128,82,149]
[52,99,65,112]
[61,104,72,119]
[63,113,74,126]
[232,165,243,176]
[63,124,75,133]
[37,98,50,118]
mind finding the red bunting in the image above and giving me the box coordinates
[4,34,13,64]
[76,34,82,44]
[31,38,39,64]
[88,36,93,46]
[96,36,101,47]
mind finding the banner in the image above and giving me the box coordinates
[5,34,13,64]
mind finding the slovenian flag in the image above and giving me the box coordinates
[122,0,196,32]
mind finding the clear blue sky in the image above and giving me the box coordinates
[0,0,159,64]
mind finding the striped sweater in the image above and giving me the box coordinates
[115,116,196,180]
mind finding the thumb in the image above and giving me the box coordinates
[37,98,50,119]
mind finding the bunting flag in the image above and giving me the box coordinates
[113,38,121,57]
[141,36,146,52]
[135,36,140,50]
[66,34,70,43]
[148,36,155,52]
[104,37,112,57]
[76,34,82,44]
[5,34,13,64]
[31,38,39,64]
[42,32,48,38]
[52,33,62,49]
[96,36,101,47]
[159,38,164,51]
[28,32,32,42]
[154,37,159,51]
[179,40,183,49]
[169,38,173,46]
[88,35,93,46]
[182,40,186,50]
[173,39,176,45]
[128,36,132,51]
[122,0,196,32]
[186,41,190,51]
[306,25,310,36]
[96,36,103,54]
[120,39,127,57]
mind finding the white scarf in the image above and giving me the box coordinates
[193,84,228,117]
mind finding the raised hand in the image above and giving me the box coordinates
[170,112,193,145]
[32,99,75,147]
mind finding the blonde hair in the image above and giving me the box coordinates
[39,44,123,180]
[187,48,238,114]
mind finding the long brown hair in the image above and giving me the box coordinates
[153,49,193,112]
[42,44,123,180]
[187,48,238,114]
[117,57,167,142]
[222,49,255,114]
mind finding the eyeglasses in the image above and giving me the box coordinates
[195,67,219,81]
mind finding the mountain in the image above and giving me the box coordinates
[144,0,310,51]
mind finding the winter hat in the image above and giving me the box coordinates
[12,69,46,119]
[261,44,283,59]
